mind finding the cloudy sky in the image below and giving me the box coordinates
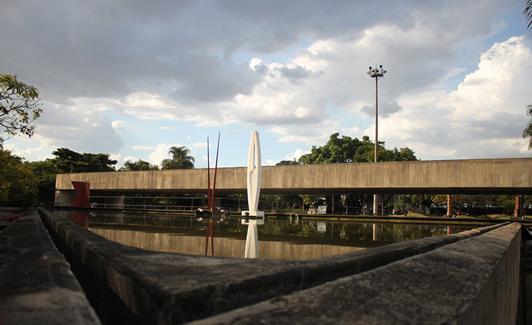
[2,0,531,167]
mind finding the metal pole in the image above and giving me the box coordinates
[375,76,378,164]
[373,76,379,216]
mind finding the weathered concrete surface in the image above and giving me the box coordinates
[0,209,100,325]
[194,223,521,325]
[55,158,532,194]
[39,208,502,324]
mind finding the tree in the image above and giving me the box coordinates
[295,133,417,215]
[52,148,117,173]
[120,159,158,171]
[0,149,35,206]
[523,105,532,149]
[276,160,300,166]
[298,133,417,164]
[27,159,57,204]
[22,148,117,204]
[0,74,42,147]
[525,0,532,28]
[161,146,195,169]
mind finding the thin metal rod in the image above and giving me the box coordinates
[211,132,221,211]
[207,136,211,210]
[204,220,209,255]
[205,136,211,256]
[210,221,214,256]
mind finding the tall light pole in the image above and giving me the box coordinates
[367,65,386,215]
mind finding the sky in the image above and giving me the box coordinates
[1,0,531,167]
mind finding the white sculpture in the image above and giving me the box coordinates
[242,131,264,258]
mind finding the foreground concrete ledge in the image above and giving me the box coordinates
[0,209,100,325]
[195,222,521,325]
[39,208,504,324]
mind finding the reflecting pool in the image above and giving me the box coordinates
[54,210,476,260]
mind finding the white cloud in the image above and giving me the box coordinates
[132,145,156,151]
[4,99,124,156]
[111,120,125,131]
[147,144,190,166]
[285,148,310,161]
[109,153,139,168]
[377,36,532,159]
[3,140,54,161]
[1,0,526,163]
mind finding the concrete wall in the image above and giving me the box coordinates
[55,158,532,194]
[196,222,521,325]
[0,209,100,325]
[39,208,505,324]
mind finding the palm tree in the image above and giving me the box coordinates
[161,146,195,169]
[526,0,532,28]
[524,105,532,149]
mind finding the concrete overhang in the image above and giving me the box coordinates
[55,158,532,195]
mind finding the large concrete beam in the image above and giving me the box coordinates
[55,158,532,194]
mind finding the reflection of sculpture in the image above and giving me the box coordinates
[242,131,264,258]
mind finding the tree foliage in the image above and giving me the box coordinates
[525,0,532,28]
[523,105,532,149]
[120,159,158,171]
[52,148,117,173]
[21,148,118,205]
[27,159,57,204]
[298,133,417,164]
[161,146,195,169]
[0,149,35,206]
[276,160,300,166]
[0,74,42,147]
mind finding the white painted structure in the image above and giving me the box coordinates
[242,131,264,259]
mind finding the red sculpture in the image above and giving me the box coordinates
[71,181,90,208]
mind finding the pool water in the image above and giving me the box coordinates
[55,210,475,260]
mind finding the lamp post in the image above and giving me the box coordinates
[367,65,386,215]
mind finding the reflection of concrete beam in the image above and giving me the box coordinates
[55,158,532,195]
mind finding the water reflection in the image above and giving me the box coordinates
[55,210,474,260]
[91,228,364,260]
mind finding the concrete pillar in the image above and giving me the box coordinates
[446,195,453,217]
[514,195,522,220]
[373,194,382,216]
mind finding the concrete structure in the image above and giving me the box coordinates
[55,158,532,199]
[39,208,519,324]
[0,209,100,325]
[195,222,521,325]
